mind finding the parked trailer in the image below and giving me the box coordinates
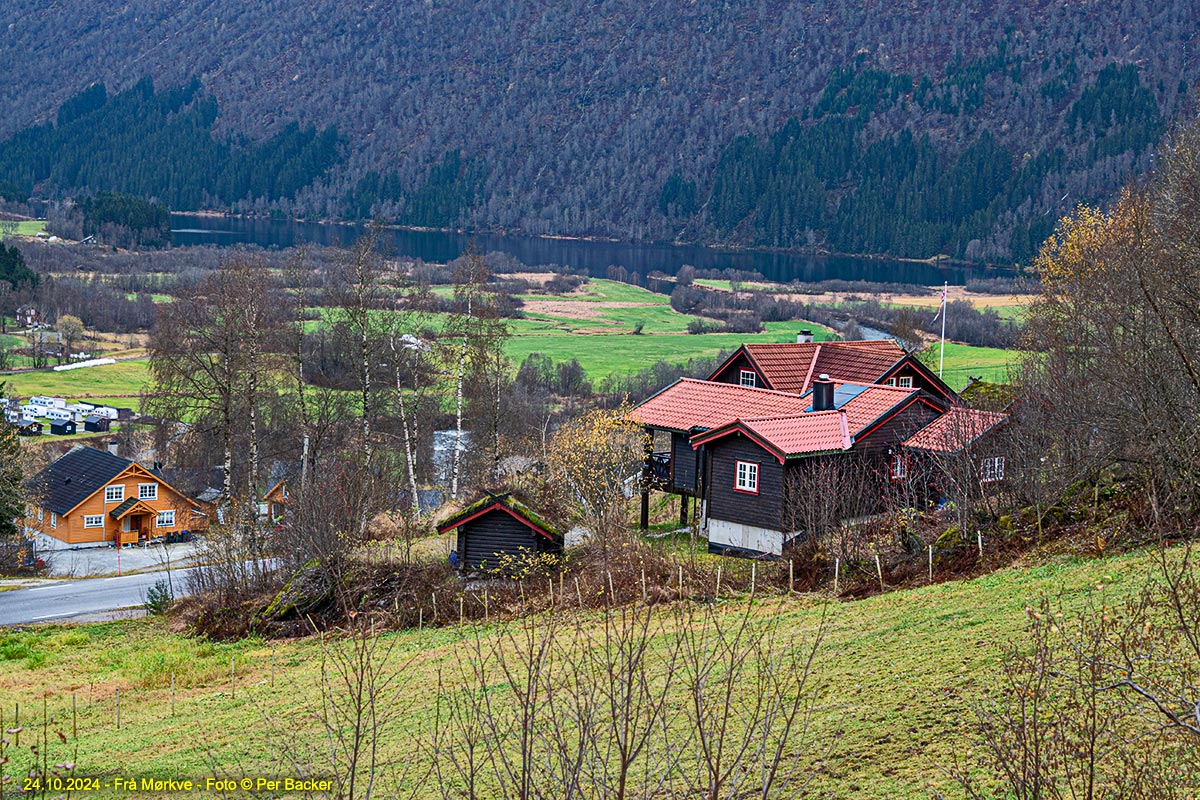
[44,408,72,423]
[91,407,119,421]
[29,396,66,409]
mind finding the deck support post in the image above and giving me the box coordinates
[640,426,653,531]
[679,496,689,526]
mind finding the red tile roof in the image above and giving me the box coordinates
[628,378,810,432]
[690,412,852,460]
[903,407,1007,453]
[686,381,924,459]
[712,340,906,393]
[834,383,922,435]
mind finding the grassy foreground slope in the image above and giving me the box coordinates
[0,546,1160,798]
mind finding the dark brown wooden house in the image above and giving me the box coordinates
[688,377,945,555]
[437,493,563,574]
[628,337,1007,557]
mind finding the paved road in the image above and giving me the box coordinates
[0,567,198,625]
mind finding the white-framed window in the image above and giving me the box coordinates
[885,378,896,386]
[105,485,125,503]
[156,509,176,528]
[138,483,158,500]
[37,508,43,522]
[84,515,104,528]
[50,512,56,529]
[739,369,758,388]
[981,456,1005,483]
[890,454,907,481]
[897,376,913,389]
[734,460,759,494]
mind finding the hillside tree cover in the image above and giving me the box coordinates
[0,1,1195,262]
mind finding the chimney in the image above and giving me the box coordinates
[107,440,119,457]
[796,329,814,344]
[812,373,836,412]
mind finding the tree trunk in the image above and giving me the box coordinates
[391,335,421,515]
[451,293,471,500]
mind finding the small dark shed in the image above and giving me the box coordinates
[17,421,42,436]
[50,419,76,436]
[437,493,563,574]
[83,415,110,433]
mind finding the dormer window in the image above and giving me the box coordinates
[739,370,758,388]
[898,376,913,389]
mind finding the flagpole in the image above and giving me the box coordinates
[938,281,947,378]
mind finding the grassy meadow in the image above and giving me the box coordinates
[0,220,46,239]
[0,277,1020,405]
[0,545,1165,798]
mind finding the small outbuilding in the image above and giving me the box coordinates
[17,421,42,436]
[437,492,563,574]
[83,415,110,433]
[49,419,76,436]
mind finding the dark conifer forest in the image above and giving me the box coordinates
[0,0,1195,262]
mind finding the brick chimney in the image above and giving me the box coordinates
[812,373,835,411]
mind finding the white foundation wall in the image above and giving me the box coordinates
[706,517,783,556]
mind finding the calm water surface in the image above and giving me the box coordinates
[171,214,1012,286]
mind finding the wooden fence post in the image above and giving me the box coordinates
[875,554,885,592]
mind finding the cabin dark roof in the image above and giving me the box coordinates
[24,445,133,515]
[436,493,562,541]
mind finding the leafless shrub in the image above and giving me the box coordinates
[431,598,829,798]
[950,545,1200,799]
[254,617,429,800]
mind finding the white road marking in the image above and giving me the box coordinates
[31,613,71,620]
[27,585,63,592]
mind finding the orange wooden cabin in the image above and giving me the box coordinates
[24,445,206,546]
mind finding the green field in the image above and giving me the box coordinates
[0,545,1167,798]
[0,278,1017,401]
[0,359,150,400]
[921,342,1023,388]
[0,220,46,239]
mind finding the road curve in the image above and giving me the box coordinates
[0,567,199,625]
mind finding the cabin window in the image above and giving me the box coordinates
[734,460,759,494]
[981,456,1005,483]
[898,376,913,389]
[37,508,43,522]
[105,485,125,503]
[156,510,176,528]
[84,515,104,528]
[890,454,908,481]
[138,483,158,500]
[739,369,758,388]
[885,378,896,386]
[50,513,56,529]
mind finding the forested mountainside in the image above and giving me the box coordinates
[1,0,1196,262]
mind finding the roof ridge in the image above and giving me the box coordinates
[675,377,804,398]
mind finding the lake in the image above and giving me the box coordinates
[171,214,1013,285]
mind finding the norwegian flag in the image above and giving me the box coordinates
[930,284,947,324]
